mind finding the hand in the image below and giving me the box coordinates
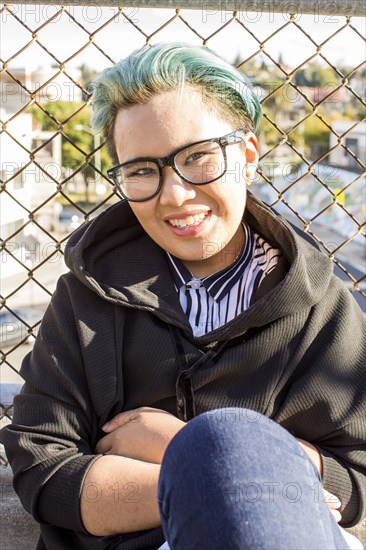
[295,438,342,523]
[295,437,323,476]
[95,406,186,464]
[323,489,342,523]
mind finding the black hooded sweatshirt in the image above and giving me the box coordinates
[1,193,365,550]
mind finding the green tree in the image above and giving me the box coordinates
[303,116,330,159]
[78,63,99,98]
[295,62,339,87]
[30,101,109,201]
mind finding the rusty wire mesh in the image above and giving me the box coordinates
[0,2,365,435]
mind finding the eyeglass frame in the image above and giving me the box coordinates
[107,128,248,202]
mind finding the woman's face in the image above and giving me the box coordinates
[113,87,259,278]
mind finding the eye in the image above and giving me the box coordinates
[184,150,212,165]
[123,164,158,179]
[187,152,204,162]
[127,168,153,177]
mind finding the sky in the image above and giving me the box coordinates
[1,3,365,72]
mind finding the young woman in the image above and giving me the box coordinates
[1,43,365,550]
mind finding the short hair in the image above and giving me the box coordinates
[91,42,262,163]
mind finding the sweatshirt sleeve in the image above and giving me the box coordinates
[275,276,366,528]
[0,275,101,534]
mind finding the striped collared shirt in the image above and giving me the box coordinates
[166,222,282,336]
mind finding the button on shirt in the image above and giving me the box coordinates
[166,222,282,336]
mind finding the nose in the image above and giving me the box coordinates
[159,166,197,206]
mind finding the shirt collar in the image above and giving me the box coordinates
[166,222,255,301]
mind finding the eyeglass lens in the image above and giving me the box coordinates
[117,140,225,200]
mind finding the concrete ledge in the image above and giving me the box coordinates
[348,520,366,547]
[0,467,40,549]
[1,384,41,548]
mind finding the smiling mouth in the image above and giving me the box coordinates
[167,212,209,228]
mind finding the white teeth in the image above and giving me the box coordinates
[168,212,208,228]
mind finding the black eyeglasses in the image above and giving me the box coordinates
[107,129,247,202]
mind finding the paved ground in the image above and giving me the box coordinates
[0,467,40,549]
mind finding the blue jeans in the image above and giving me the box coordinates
[157,408,352,550]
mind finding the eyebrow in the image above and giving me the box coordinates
[119,136,218,166]
[120,155,160,165]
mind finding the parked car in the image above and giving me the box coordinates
[0,305,47,348]
[57,210,82,233]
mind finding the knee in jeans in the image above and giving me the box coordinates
[165,407,268,454]
[166,407,300,460]
[199,407,266,428]
[190,406,271,437]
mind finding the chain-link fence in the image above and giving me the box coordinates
[1,1,365,430]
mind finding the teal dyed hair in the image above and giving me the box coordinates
[92,42,262,163]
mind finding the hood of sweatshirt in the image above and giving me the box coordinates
[64,193,333,341]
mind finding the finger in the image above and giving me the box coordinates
[330,509,342,523]
[102,406,166,432]
[102,409,140,432]
[323,489,341,509]
[327,501,342,509]
[95,433,112,454]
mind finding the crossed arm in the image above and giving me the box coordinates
[80,407,342,536]
[81,407,182,535]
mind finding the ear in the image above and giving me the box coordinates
[244,132,259,186]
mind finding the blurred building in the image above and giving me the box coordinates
[0,66,82,114]
[329,121,366,173]
[0,108,62,278]
[0,65,77,279]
